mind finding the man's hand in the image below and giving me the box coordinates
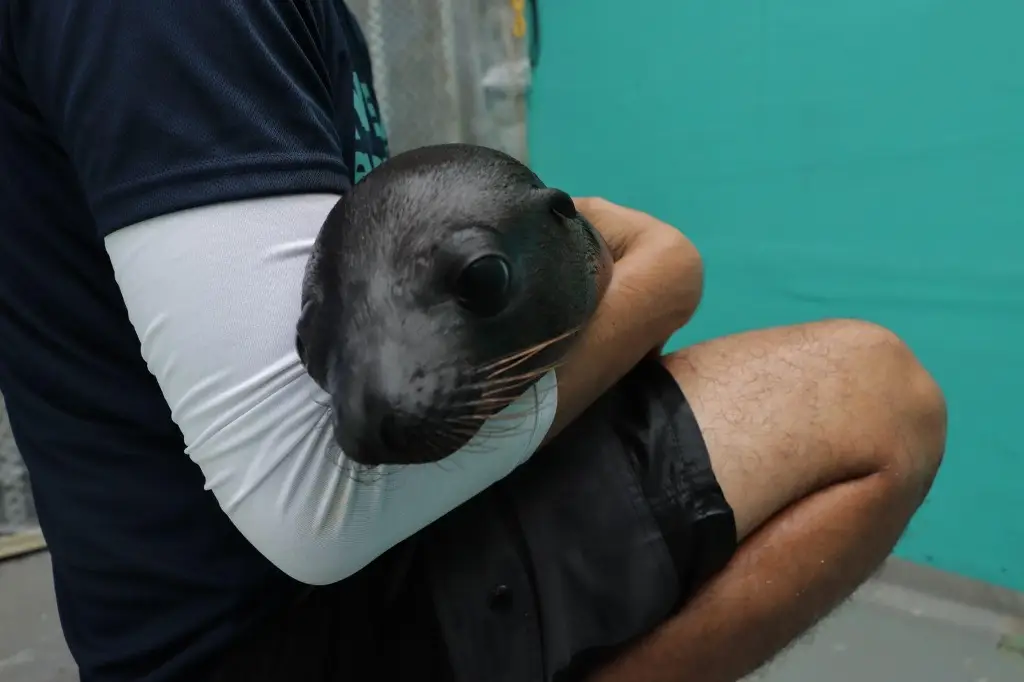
[573,197,674,261]
[544,198,703,442]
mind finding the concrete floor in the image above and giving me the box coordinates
[2,552,1023,682]
[0,552,76,682]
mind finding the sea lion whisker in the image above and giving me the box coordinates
[453,380,559,410]
[426,424,496,455]
[475,345,542,374]
[478,327,581,379]
[444,368,560,422]
[427,413,475,431]
[477,327,579,373]
[475,339,552,375]
[475,380,551,431]
[445,422,528,443]
[481,344,548,380]
[432,423,494,453]
[464,365,558,394]
[479,366,563,396]
[418,436,452,463]
[449,397,529,412]
[425,425,475,447]
[468,422,534,439]
[444,415,489,428]
[437,426,481,441]
[428,421,472,438]
[450,376,561,409]
[446,429,503,452]
[466,407,549,424]
[443,397,555,430]
[438,415,526,442]
[442,406,531,428]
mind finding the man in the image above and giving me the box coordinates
[0,2,946,682]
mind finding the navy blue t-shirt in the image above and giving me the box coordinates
[0,2,388,680]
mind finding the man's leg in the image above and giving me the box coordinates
[590,318,947,682]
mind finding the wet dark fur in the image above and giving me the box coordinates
[296,143,613,466]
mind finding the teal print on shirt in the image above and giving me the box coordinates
[352,71,389,182]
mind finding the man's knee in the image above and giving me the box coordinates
[820,318,947,497]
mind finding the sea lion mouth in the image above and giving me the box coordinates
[331,389,483,466]
[330,328,579,466]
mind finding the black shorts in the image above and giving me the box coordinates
[213,359,737,682]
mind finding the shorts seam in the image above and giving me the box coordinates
[630,360,737,598]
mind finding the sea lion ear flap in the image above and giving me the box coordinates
[536,188,578,221]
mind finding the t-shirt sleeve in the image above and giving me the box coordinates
[14,0,558,585]
[14,0,352,235]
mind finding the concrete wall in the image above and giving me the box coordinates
[0,393,36,534]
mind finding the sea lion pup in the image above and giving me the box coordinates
[296,143,613,466]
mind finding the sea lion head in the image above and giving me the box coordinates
[297,143,612,466]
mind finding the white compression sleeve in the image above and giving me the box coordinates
[104,194,557,585]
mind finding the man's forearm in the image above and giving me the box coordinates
[545,206,703,442]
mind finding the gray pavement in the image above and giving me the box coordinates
[2,552,1023,681]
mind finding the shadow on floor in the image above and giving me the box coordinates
[2,552,1023,681]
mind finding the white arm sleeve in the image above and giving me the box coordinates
[104,194,557,585]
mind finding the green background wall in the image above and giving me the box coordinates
[528,0,1024,591]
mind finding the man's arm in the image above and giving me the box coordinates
[547,198,704,440]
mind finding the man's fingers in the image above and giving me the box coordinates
[572,196,681,261]
[572,197,635,259]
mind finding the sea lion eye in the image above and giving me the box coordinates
[454,254,512,317]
